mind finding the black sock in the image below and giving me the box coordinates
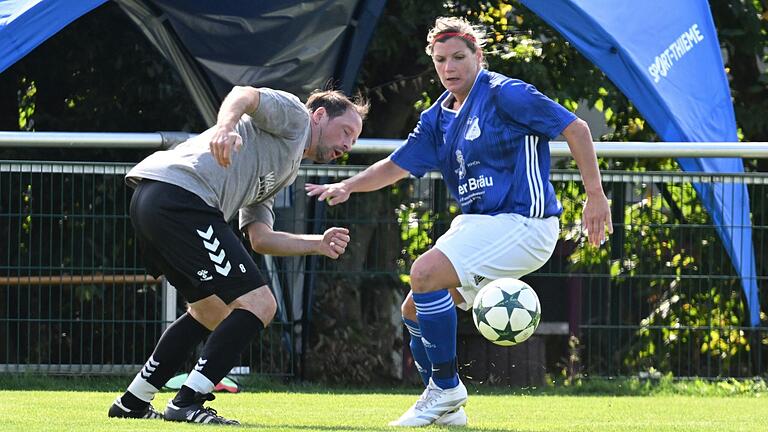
[121,313,210,410]
[172,385,198,407]
[173,309,263,405]
[119,391,147,411]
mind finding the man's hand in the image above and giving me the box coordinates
[305,183,351,206]
[317,227,350,259]
[209,125,243,167]
[583,192,613,247]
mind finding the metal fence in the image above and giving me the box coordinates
[1,157,767,379]
[543,170,768,379]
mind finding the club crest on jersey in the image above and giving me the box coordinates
[455,150,466,179]
[464,116,481,141]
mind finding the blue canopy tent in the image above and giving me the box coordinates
[521,0,760,326]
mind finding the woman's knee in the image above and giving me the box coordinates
[401,295,417,321]
[409,249,460,293]
[409,260,433,293]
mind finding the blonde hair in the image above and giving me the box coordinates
[425,16,487,56]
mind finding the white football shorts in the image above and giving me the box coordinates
[434,212,559,310]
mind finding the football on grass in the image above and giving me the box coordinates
[472,278,541,346]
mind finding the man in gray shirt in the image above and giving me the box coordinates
[108,86,368,425]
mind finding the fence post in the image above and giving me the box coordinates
[162,278,177,332]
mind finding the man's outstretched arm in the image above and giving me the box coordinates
[246,222,350,260]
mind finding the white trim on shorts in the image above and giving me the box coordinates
[434,213,559,310]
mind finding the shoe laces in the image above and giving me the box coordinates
[414,383,443,411]
[193,395,238,425]
[201,406,220,418]
[201,406,239,425]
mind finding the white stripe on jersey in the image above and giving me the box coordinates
[531,136,545,217]
[525,136,544,217]
[525,135,536,217]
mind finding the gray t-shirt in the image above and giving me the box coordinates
[126,88,310,230]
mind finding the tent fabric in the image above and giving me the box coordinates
[521,0,760,326]
[117,0,386,123]
[0,0,107,74]
[116,0,222,124]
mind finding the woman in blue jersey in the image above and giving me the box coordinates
[306,16,612,427]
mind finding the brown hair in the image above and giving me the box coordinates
[425,16,487,56]
[305,90,369,121]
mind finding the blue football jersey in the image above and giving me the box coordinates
[390,69,576,218]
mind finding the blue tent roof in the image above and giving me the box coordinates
[0,0,107,73]
[522,0,759,326]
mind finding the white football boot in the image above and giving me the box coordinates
[388,378,468,427]
[435,406,468,426]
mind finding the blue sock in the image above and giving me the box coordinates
[413,290,458,389]
[403,318,431,386]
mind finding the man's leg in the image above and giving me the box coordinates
[120,179,273,424]
[108,312,211,419]
[112,180,214,419]
[164,286,277,425]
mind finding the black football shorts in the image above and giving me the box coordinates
[129,179,267,304]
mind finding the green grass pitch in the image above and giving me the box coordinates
[1,389,766,431]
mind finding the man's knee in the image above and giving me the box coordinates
[187,296,231,330]
[230,285,277,327]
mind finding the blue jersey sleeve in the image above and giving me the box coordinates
[496,80,577,138]
[389,114,439,178]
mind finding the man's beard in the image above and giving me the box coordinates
[313,129,333,163]
[317,149,333,163]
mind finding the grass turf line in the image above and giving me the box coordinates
[0,390,766,431]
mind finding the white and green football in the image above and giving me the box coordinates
[472,278,541,346]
